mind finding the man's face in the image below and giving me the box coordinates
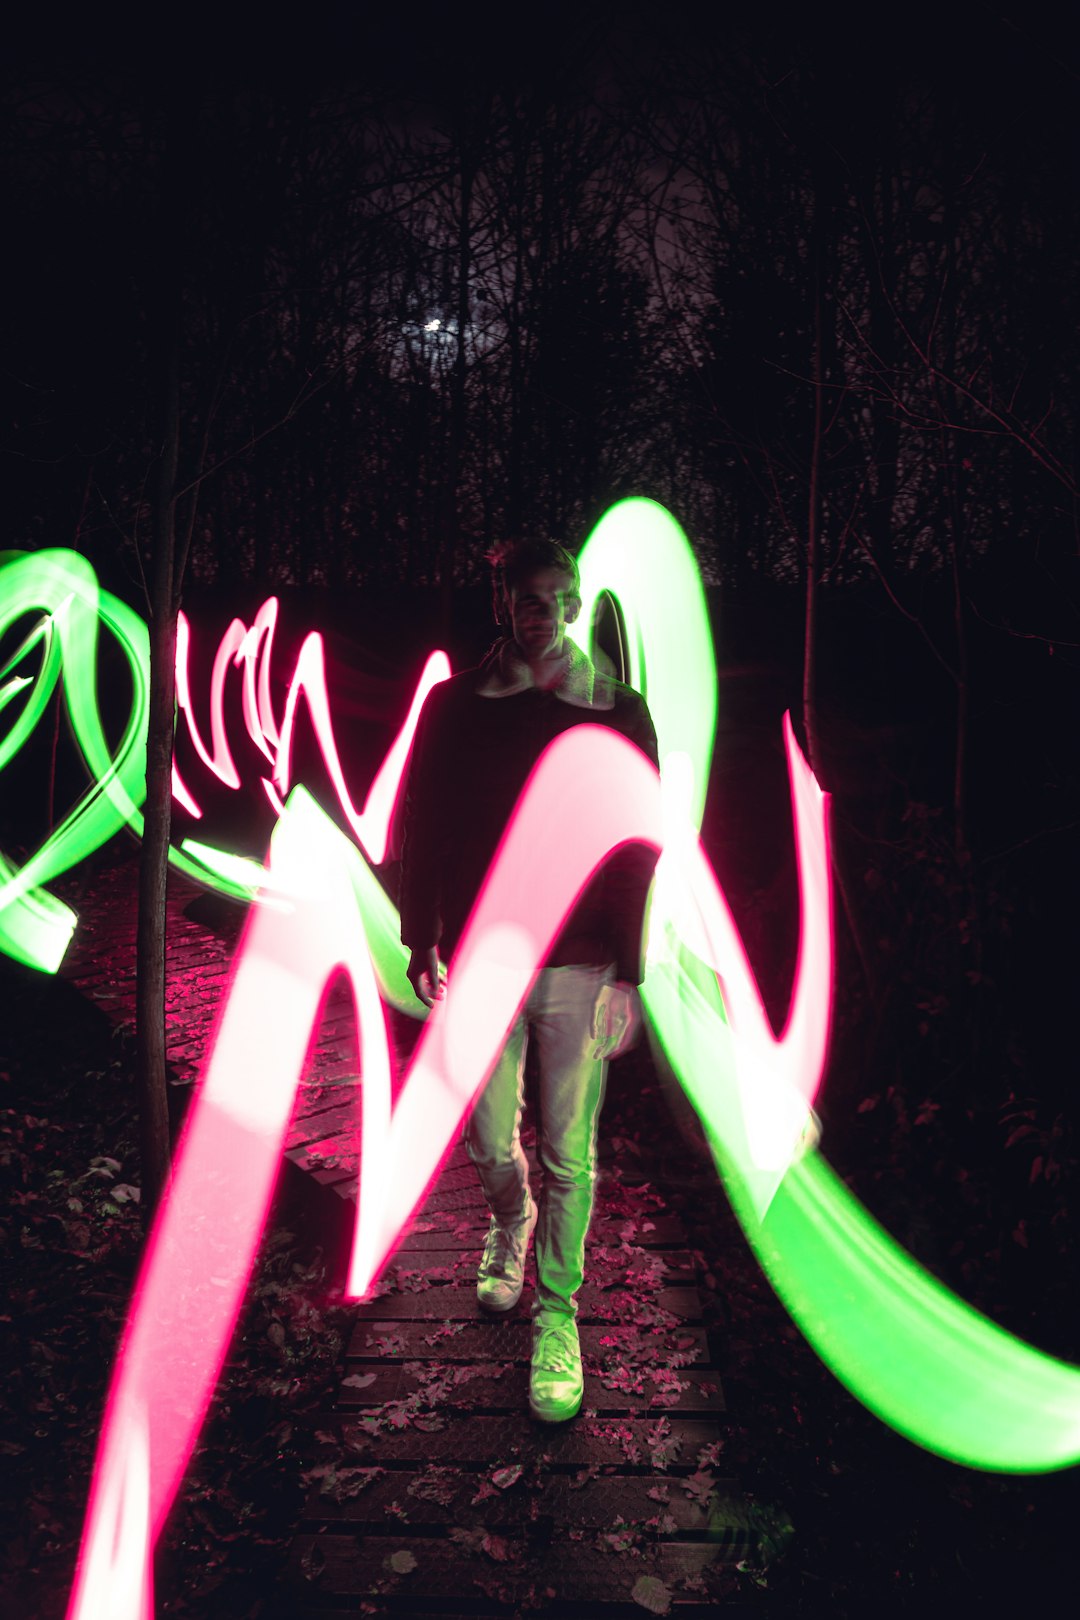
[506,567,580,660]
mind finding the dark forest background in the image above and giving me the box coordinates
[7,5,1077,602]
[5,3,1079,1287]
[3,4,1080,1606]
[5,8,1079,1082]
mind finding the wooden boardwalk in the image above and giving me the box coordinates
[59,856,772,1616]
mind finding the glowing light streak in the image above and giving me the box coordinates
[0,552,149,971]
[174,612,243,789]
[3,509,1077,1620]
[647,716,832,1199]
[169,763,203,819]
[236,597,281,760]
[67,787,392,1620]
[70,697,1080,1619]
[349,721,830,1296]
[65,1396,152,1620]
[273,634,451,865]
[68,714,829,1616]
[0,556,279,928]
[174,599,450,866]
[261,774,286,816]
[358,650,452,863]
[0,562,448,962]
[573,496,717,828]
[573,505,1080,1470]
[0,607,58,744]
[177,839,264,899]
[0,556,452,930]
[731,1149,1080,1472]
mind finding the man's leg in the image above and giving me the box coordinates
[529,963,612,1418]
[464,1012,537,1310]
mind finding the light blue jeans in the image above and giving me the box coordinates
[463,962,613,1321]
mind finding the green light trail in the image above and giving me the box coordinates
[574,498,1080,1474]
[0,552,148,970]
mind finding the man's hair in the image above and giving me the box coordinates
[486,538,580,624]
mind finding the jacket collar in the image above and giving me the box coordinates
[475,635,615,710]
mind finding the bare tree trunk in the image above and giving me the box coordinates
[802,243,825,784]
[506,126,528,538]
[49,465,95,832]
[947,449,971,868]
[441,142,474,629]
[938,134,971,874]
[803,169,879,1004]
[137,336,180,1221]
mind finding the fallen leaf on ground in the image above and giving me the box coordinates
[631,1574,672,1613]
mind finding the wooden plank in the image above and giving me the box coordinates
[288,1533,748,1607]
[347,1321,712,1365]
[390,1212,688,1249]
[301,1470,743,1531]
[421,1186,674,1221]
[356,1284,702,1322]
[287,1102,366,1148]
[334,1414,719,1467]
[306,1184,687,1247]
[371,1248,698,1286]
[292,1078,360,1115]
[294,1608,754,1620]
[304,1164,361,1190]
[333,1364,725,1416]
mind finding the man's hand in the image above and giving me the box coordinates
[591,981,640,1060]
[407,946,446,1009]
[794,1107,822,1164]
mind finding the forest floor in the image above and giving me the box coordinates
[1,843,1078,1616]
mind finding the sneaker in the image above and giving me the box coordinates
[476,1195,538,1312]
[529,1315,583,1422]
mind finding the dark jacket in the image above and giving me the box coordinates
[399,642,659,985]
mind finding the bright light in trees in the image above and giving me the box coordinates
[423,318,441,332]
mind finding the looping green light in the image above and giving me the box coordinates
[0,552,149,970]
[573,498,1080,1475]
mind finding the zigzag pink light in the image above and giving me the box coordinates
[170,601,450,863]
[67,722,831,1616]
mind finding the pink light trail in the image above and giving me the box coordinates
[170,600,450,863]
[67,722,831,1616]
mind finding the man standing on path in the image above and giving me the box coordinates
[399,538,659,1423]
